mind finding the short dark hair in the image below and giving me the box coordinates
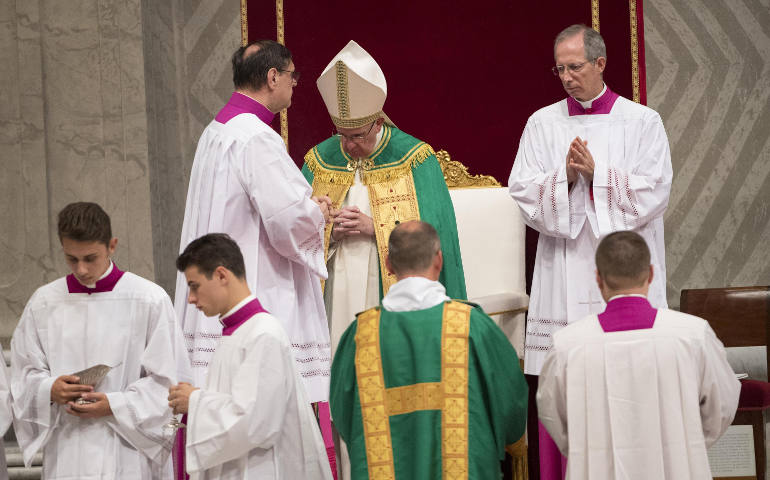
[387,221,441,276]
[554,24,607,62]
[232,40,292,91]
[57,202,112,246]
[176,233,246,279]
[595,231,651,290]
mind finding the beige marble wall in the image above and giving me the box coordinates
[645,0,770,308]
[0,0,156,345]
[141,0,240,294]
[2,0,767,341]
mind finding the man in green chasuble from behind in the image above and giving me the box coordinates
[330,221,528,479]
[302,40,467,362]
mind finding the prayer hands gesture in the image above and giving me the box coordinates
[168,382,198,415]
[51,374,93,405]
[66,392,113,418]
[566,136,595,183]
[331,206,375,240]
[312,195,333,224]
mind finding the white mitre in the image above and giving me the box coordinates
[316,40,395,129]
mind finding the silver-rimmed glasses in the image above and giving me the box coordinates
[552,61,590,76]
[334,121,376,143]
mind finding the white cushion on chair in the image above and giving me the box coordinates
[449,187,529,357]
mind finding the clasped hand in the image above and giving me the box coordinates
[566,136,595,183]
[331,206,375,240]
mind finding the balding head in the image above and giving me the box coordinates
[386,221,443,280]
[231,40,292,92]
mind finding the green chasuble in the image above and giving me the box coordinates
[302,125,466,299]
[330,301,528,479]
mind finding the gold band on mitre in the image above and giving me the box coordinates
[335,61,350,120]
[330,111,384,129]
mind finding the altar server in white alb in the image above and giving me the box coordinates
[174,39,332,403]
[168,233,332,480]
[508,24,672,375]
[11,202,191,479]
[537,231,740,479]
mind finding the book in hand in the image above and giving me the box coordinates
[71,363,120,404]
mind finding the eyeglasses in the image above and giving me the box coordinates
[279,69,301,81]
[335,121,376,143]
[551,62,590,76]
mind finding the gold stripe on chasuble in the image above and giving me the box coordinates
[441,302,471,479]
[386,382,443,416]
[354,303,472,479]
[355,309,396,479]
[304,147,353,291]
[368,172,421,294]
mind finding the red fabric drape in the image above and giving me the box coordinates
[245,0,645,183]
[244,0,646,295]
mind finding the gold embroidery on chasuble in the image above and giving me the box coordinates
[355,309,396,480]
[353,303,472,479]
[386,382,442,416]
[441,302,471,479]
[367,174,421,294]
[304,136,434,294]
[304,148,353,291]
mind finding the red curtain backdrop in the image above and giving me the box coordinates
[244,0,646,296]
[244,0,645,182]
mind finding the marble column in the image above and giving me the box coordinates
[0,0,156,345]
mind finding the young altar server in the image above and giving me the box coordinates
[168,233,331,480]
[11,202,190,479]
[537,231,741,479]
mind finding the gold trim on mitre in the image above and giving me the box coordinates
[318,40,391,129]
[335,60,350,120]
[331,111,383,129]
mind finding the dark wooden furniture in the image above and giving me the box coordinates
[680,286,770,480]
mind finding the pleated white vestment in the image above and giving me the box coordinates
[508,90,672,375]
[185,298,331,480]
[537,307,740,480]
[11,271,189,479]
[175,93,330,402]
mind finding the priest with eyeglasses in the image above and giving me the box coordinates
[507,24,673,480]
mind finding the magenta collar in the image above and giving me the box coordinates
[215,92,275,125]
[567,87,619,116]
[66,265,125,294]
[598,296,657,332]
[220,297,269,336]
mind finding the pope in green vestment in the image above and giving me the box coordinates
[302,123,467,299]
[306,40,468,362]
[330,298,528,479]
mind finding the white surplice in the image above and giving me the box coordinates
[536,309,741,480]
[508,95,672,374]
[175,113,331,402]
[186,311,331,480]
[11,273,189,479]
